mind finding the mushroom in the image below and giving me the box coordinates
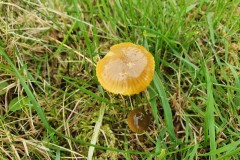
[96,42,155,95]
[127,107,150,133]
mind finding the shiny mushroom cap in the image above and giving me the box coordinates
[96,42,155,96]
[127,107,150,133]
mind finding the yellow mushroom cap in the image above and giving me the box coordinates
[96,42,155,96]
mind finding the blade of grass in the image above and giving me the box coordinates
[149,87,161,129]
[207,12,215,45]
[123,131,131,160]
[204,67,216,160]
[183,144,199,160]
[148,87,165,157]
[155,128,167,159]
[217,148,240,160]
[87,103,106,160]
[189,144,199,160]
[196,40,216,159]
[227,63,240,106]
[199,140,240,158]
[152,72,178,143]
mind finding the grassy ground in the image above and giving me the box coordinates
[0,0,240,159]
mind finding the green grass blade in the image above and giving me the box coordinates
[207,12,215,45]
[152,72,178,142]
[227,63,240,106]
[87,103,106,160]
[188,144,199,160]
[203,61,216,160]
[149,83,161,129]
[199,140,240,158]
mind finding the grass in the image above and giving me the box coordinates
[0,0,240,159]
